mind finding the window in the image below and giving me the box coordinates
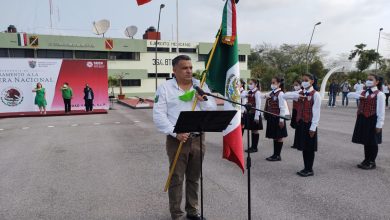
[109,52,140,60]
[172,48,197,53]
[37,49,73,58]
[75,51,108,59]
[8,49,34,58]
[239,55,246,62]
[121,79,141,87]
[147,47,170,52]
[148,73,170,78]
[198,54,208,62]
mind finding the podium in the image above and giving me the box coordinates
[173,110,237,220]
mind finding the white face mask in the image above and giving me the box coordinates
[248,84,255,90]
[301,82,311,89]
[271,84,278,90]
[365,80,374,88]
[294,86,301,91]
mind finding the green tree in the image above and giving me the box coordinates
[192,70,203,80]
[249,43,326,90]
[349,44,380,72]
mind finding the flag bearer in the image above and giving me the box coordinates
[153,55,217,220]
[283,74,321,177]
[242,78,263,153]
[264,77,288,161]
[347,74,385,170]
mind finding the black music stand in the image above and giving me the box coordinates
[174,110,237,220]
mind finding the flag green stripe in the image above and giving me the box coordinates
[206,36,238,95]
[17,33,21,46]
[221,2,228,38]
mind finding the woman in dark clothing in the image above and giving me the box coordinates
[84,84,94,112]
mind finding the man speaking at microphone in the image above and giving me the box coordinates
[153,55,217,220]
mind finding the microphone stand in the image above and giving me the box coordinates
[202,91,289,220]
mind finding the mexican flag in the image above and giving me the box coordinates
[136,0,151,6]
[206,0,244,172]
[17,33,27,47]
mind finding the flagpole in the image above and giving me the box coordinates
[49,0,53,29]
[164,28,221,192]
[176,0,179,55]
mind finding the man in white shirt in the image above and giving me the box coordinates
[354,80,365,107]
[153,55,217,220]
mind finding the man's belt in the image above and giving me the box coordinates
[189,132,202,138]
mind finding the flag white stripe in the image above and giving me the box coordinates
[223,62,241,135]
[18,33,26,46]
[226,0,233,37]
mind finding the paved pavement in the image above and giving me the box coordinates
[0,103,389,220]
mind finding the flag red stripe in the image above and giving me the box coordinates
[136,0,152,6]
[23,33,27,46]
[231,0,237,38]
[223,125,245,173]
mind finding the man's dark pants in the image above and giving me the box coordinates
[64,99,71,113]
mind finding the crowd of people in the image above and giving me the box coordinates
[32,83,95,114]
[327,79,390,108]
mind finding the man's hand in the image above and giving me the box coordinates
[279,121,285,129]
[376,128,382,134]
[255,119,259,124]
[176,133,190,143]
[196,94,206,102]
[309,130,316,138]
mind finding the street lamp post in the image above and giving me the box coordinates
[155,4,165,91]
[306,22,321,74]
[375,27,384,73]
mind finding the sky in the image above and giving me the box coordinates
[1,0,389,62]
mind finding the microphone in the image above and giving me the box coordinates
[194,85,208,101]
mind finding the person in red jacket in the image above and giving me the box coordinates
[283,74,321,177]
[264,77,288,161]
[242,78,263,153]
[347,74,385,170]
[289,79,302,149]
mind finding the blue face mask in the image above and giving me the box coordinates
[301,82,311,89]
[366,80,374,88]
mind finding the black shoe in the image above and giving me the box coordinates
[266,155,281,161]
[297,169,314,177]
[187,213,206,220]
[359,162,376,170]
[245,147,258,153]
[357,160,369,169]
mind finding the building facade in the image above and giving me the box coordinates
[0,32,251,97]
